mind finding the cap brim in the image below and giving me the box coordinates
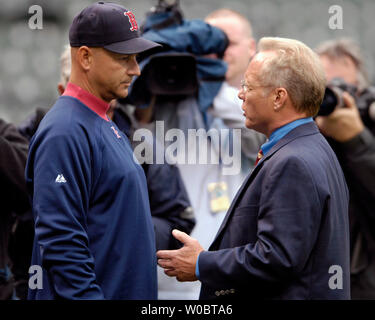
[104,37,161,54]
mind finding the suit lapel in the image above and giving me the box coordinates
[209,161,263,249]
[209,122,320,250]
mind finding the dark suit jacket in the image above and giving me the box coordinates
[198,122,350,300]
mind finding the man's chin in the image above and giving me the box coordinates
[245,119,254,129]
[115,89,129,100]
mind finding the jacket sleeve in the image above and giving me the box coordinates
[146,162,195,250]
[28,130,104,299]
[338,128,375,199]
[0,118,29,214]
[198,155,324,289]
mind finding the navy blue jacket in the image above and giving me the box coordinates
[198,122,350,300]
[26,96,157,299]
[19,105,195,252]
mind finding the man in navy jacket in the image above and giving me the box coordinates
[26,2,161,299]
[157,37,350,299]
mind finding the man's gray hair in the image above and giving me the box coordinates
[60,45,71,86]
[315,38,369,91]
[257,37,326,117]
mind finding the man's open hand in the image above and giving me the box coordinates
[157,229,204,282]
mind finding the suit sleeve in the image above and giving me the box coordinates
[198,156,323,289]
[338,128,375,212]
[29,131,104,299]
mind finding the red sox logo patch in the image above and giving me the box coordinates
[124,11,138,32]
[111,126,121,139]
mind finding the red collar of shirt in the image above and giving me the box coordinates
[63,82,110,121]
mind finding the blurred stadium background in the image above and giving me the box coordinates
[0,0,374,124]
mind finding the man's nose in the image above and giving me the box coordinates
[128,57,141,76]
[238,90,245,101]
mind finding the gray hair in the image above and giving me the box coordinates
[60,45,71,86]
[315,38,369,91]
[257,37,326,117]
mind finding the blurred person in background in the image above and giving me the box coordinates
[0,118,30,300]
[205,8,256,89]
[18,46,72,141]
[25,2,161,299]
[128,2,264,299]
[18,46,71,141]
[315,38,375,299]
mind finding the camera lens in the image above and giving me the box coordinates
[318,87,339,116]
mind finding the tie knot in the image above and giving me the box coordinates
[255,149,263,166]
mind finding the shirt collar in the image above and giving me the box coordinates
[261,117,313,156]
[63,82,110,121]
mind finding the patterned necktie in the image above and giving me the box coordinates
[255,149,263,166]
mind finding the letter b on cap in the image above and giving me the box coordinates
[124,11,138,32]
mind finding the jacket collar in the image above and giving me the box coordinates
[63,82,110,121]
[256,121,320,167]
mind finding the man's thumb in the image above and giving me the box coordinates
[172,229,190,244]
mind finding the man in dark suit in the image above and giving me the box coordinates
[157,37,351,300]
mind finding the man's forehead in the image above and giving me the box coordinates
[243,52,270,82]
[206,16,253,38]
[246,51,276,73]
[246,53,265,74]
[244,63,259,82]
[320,54,356,69]
[208,16,243,28]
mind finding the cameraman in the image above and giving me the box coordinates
[315,38,375,299]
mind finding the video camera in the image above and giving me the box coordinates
[128,53,198,107]
[125,0,198,107]
[142,0,183,31]
[126,0,228,109]
[318,77,375,130]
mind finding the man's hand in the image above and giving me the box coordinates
[157,229,204,282]
[316,91,364,142]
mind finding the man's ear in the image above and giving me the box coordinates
[76,46,92,71]
[273,88,288,111]
[249,38,256,59]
